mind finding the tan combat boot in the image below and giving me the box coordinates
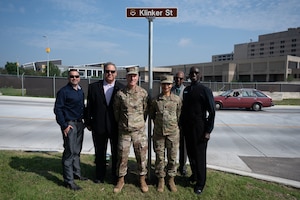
[113,176,124,193]
[140,175,148,193]
[168,176,177,192]
[157,177,165,192]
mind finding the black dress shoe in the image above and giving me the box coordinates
[74,175,88,181]
[64,182,82,191]
[194,185,202,195]
[94,179,104,184]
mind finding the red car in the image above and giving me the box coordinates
[214,88,274,111]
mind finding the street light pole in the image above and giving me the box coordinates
[16,61,19,77]
[43,35,50,77]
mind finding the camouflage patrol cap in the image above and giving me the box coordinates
[126,66,139,75]
[160,75,173,84]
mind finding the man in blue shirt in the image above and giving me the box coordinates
[54,69,87,190]
[171,71,187,176]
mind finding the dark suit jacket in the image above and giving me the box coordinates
[85,80,124,137]
[180,82,215,140]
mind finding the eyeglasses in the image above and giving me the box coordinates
[174,77,184,80]
[69,75,80,78]
[105,70,116,74]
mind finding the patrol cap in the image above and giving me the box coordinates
[160,75,173,84]
[126,66,139,75]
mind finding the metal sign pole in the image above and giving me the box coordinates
[125,7,178,181]
[147,16,154,180]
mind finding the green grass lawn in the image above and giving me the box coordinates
[0,87,24,96]
[0,150,299,200]
[273,99,300,105]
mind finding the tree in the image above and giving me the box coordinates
[61,70,69,77]
[44,62,61,76]
[42,62,60,76]
[5,62,18,75]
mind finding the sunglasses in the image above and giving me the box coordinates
[105,70,116,74]
[174,77,184,80]
[190,71,199,75]
[69,75,80,78]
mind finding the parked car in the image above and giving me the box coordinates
[214,88,274,111]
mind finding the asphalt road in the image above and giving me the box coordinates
[0,95,300,188]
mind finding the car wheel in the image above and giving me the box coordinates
[252,103,261,111]
[215,102,222,110]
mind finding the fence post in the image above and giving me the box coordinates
[53,74,56,98]
[21,73,25,96]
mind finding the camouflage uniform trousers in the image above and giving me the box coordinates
[117,128,148,177]
[153,132,179,178]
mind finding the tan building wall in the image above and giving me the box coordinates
[155,55,300,82]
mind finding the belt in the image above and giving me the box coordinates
[68,119,82,122]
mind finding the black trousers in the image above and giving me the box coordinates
[185,134,208,189]
[62,121,84,184]
[92,132,118,182]
[179,129,187,171]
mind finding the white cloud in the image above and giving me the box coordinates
[178,38,191,47]
[138,0,300,31]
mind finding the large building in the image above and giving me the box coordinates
[234,27,300,60]
[159,27,300,82]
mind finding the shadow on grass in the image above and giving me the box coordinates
[9,151,94,187]
[8,151,192,191]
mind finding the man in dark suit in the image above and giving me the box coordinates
[85,62,124,184]
[180,66,215,195]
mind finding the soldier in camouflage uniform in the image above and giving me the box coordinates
[113,66,149,193]
[150,75,182,192]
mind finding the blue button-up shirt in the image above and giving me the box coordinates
[54,83,85,130]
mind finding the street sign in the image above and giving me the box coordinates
[126,8,177,18]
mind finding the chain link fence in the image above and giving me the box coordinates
[0,74,299,98]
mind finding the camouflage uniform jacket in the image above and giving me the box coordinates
[150,93,182,136]
[113,85,149,133]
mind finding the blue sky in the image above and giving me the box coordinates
[0,0,299,68]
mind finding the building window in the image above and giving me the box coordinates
[260,48,264,51]
[291,49,296,52]
[270,51,274,55]
[292,39,297,42]
[292,44,297,47]
[270,46,274,50]
[270,42,274,45]
[251,44,255,47]
[260,52,264,55]
[280,40,285,44]
[280,45,285,48]
[87,70,91,76]
[280,50,285,53]
[260,43,264,46]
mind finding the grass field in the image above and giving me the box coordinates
[0,87,25,96]
[0,150,299,200]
